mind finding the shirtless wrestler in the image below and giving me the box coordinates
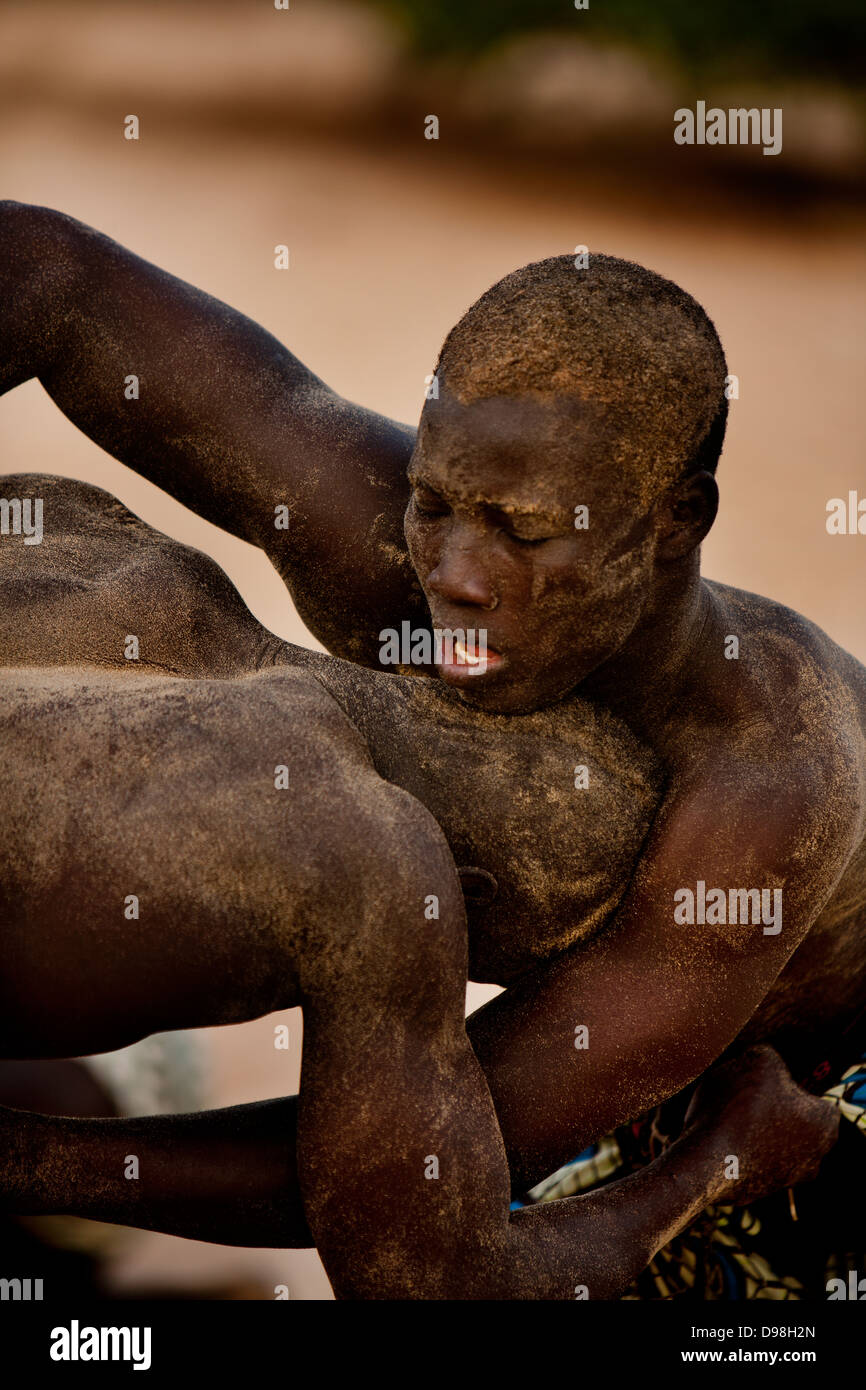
[0,202,860,1295]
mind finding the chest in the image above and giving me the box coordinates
[337,673,664,982]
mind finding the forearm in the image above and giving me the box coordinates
[511,1120,731,1300]
[2,1097,313,1248]
[0,1087,714,1277]
[465,924,766,1192]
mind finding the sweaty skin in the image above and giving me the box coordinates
[0,204,859,1288]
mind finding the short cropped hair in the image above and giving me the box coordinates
[434,254,729,509]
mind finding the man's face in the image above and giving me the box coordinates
[405,389,659,714]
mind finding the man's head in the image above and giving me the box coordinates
[405,253,728,713]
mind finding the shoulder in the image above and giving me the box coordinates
[675,581,865,810]
[0,472,287,677]
[648,587,866,935]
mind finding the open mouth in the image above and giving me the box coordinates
[437,636,504,681]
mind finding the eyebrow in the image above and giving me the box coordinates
[489,501,567,526]
[408,475,568,525]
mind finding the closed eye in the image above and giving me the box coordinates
[411,489,450,519]
[508,532,552,547]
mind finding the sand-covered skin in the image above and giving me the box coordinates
[0,472,855,1298]
[0,472,661,1004]
[2,472,864,1063]
[0,236,862,1277]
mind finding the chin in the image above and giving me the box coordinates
[450,676,568,716]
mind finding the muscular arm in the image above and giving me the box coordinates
[0,200,423,665]
[468,747,861,1190]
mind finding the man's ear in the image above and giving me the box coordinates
[656,470,718,560]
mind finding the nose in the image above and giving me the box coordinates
[426,525,497,611]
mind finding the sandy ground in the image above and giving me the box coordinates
[1,105,864,1298]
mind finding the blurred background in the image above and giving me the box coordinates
[0,0,864,1300]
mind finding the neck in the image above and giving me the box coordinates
[579,557,710,740]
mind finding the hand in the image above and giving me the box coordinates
[684,1044,840,1206]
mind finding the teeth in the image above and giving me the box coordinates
[453,639,489,668]
[454,639,480,665]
